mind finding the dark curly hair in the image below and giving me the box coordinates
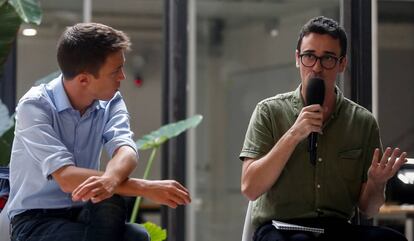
[296,16,347,57]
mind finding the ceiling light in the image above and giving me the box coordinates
[22,28,37,37]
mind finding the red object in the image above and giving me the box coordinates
[0,197,7,209]
[134,78,144,88]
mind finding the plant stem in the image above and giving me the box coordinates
[130,147,158,223]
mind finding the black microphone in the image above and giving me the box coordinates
[305,78,325,165]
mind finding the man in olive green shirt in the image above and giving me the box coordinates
[240,16,407,241]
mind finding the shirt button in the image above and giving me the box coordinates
[317,184,321,189]
[318,157,323,163]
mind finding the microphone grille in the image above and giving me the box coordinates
[306,78,325,106]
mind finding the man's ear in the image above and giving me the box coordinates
[338,56,348,73]
[76,73,90,86]
[295,50,300,68]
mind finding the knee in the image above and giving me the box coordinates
[125,223,150,241]
[84,195,127,224]
[365,226,407,241]
[91,195,126,211]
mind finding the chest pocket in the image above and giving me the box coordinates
[338,148,363,181]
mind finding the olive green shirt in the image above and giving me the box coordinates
[240,85,381,229]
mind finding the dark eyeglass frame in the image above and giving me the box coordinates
[299,53,344,70]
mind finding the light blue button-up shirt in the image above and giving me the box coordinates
[7,76,138,219]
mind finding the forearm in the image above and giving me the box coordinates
[241,130,300,200]
[52,164,143,197]
[104,145,137,184]
[115,178,152,197]
[358,180,386,218]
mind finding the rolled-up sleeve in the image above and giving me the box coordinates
[240,103,275,161]
[14,98,75,179]
[102,96,138,158]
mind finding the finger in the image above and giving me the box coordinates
[170,182,192,202]
[384,148,399,168]
[72,182,101,201]
[170,188,191,205]
[163,199,178,209]
[91,192,113,204]
[379,147,392,167]
[72,177,96,196]
[72,182,98,200]
[389,148,401,161]
[81,187,107,202]
[392,152,408,170]
[301,112,323,122]
[174,188,191,204]
[302,104,324,112]
[370,148,381,168]
[172,181,190,196]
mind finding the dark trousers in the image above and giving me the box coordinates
[253,218,407,241]
[10,195,149,241]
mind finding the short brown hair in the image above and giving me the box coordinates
[57,23,131,79]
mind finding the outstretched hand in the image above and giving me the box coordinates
[141,180,191,208]
[368,147,407,186]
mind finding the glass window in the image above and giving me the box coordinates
[188,1,340,240]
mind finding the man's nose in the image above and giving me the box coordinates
[312,59,323,72]
[118,69,126,81]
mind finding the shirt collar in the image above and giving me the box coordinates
[49,75,103,113]
[292,84,344,118]
[49,75,73,112]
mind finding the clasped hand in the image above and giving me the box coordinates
[72,176,119,203]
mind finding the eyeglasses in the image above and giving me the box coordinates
[299,53,343,70]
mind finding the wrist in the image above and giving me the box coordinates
[133,179,148,197]
[366,178,386,193]
[285,128,302,146]
[102,172,122,186]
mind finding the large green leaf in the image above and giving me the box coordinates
[0,2,21,70]
[136,115,203,150]
[9,0,42,25]
[142,222,167,241]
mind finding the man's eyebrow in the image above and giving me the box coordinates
[301,50,315,53]
[301,50,338,56]
[323,51,338,56]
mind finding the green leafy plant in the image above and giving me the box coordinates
[142,222,167,241]
[130,115,203,240]
[0,0,42,74]
[0,0,42,166]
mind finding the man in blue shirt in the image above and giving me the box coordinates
[8,23,191,241]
